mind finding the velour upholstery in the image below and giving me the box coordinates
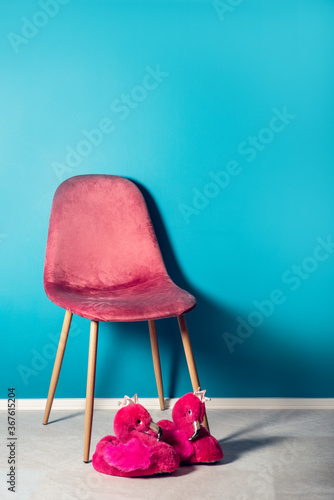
[44,175,196,321]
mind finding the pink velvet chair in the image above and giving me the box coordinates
[42,174,207,462]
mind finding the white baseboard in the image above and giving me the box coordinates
[1,398,334,411]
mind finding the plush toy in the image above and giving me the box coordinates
[92,395,180,477]
[157,388,223,464]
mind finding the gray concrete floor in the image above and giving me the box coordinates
[1,408,334,499]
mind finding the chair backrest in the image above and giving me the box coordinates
[44,175,168,290]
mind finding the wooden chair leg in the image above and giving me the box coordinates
[43,310,73,425]
[83,320,99,463]
[177,315,209,431]
[148,320,165,410]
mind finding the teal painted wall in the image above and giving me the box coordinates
[1,0,334,399]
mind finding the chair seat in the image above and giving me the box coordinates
[45,276,196,322]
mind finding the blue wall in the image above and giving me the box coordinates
[1,0,334,399]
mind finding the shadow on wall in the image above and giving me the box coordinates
[97,178,239,399]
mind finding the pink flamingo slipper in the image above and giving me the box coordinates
[92,395,180,477]
[157,388,223,464]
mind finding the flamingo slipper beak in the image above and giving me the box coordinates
[149,421,162,441]
[189,420,201,441]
